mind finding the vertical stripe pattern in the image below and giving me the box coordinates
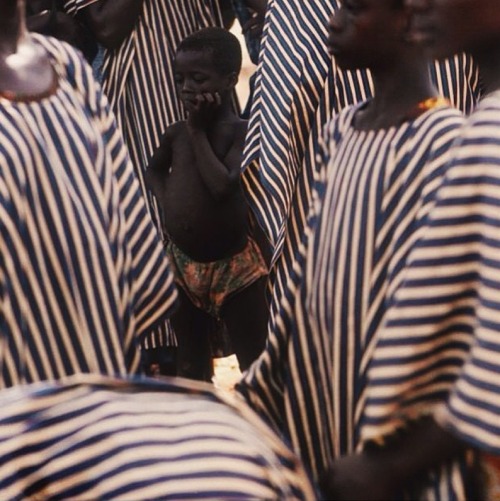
[241,2,481,326]
[64,0,224,347]
[238,2,481,494]
[0,35,177,387]
[0,374,316,500]
[238,102,465,489]
[361,92,500,497]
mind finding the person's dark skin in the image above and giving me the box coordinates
[240,0,267,39]
[320,417,466,500]
[317,1,471,498]
[146,46,268,380]
[328,0,439,131]
[25,0,53,32]
[0,0,57,98]
[78,0,145,50]
[78,0,267,51]
[148,50,249,262]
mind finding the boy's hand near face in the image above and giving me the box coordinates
[187,92,222,130]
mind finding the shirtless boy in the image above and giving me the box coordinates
[147,27,269,381]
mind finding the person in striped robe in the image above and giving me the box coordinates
[0,0,177,386]
[335,0,500,499]
[0,373,317,500]
[237,0,468,496]
[63,0,265,375]
[60,0,229,370]
[241,0,481,319]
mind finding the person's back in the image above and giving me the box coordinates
[0,373,316,500]
[0,2,177,386]
[147,28,268,381]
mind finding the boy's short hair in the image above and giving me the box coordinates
[177,27,243,76]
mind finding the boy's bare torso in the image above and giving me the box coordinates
[154,120,249,262]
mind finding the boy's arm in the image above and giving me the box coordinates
[145,129,174,202]
[319,416,466,500]
[188,94,245,201]
[79,0,145,49]
[189,125,245,201]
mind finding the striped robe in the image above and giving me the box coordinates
[237,101,466,485]
[361,91,500,500]
[0,34,177,387]
[63,0,225,347]
[0,374,317,500]
[242,0,481,319]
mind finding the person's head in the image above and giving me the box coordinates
[1,0,24,41]
[404,0,500,60]
[174,27,242,110]
[327,0,416,72]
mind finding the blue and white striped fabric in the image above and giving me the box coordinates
[243,0,372,267]
[241,0,481,316]
[0,34,177,387]
[64,0,225,348]
[0,373,316,500]
[360,91,500,498]
[237,101,466,485]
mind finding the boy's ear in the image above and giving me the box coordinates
[226,71,239,89]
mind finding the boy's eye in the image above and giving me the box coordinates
[192,74,208,83]
[174,75,183,85]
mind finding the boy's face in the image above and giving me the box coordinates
[327,0,408,71]
[404,0,500,59]
[174,49,233,112]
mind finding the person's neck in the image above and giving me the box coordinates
[355,61,439,131]
[474,47,500,96]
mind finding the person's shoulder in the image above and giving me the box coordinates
[470,92,500,119]
[31,32,82,63]
[31,32,93,83]
[323,103,360,139]
[412,102,465,133]
[462,93,500,139]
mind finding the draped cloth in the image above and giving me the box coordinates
[238,98,466,496]
[362,91,500,500]
[0,35,177,386]
[0,373,316,500]
[64,0,225,347]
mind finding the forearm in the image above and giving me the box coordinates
[369,417,466,488]
[80,0,145,49]
[188,127,237,200]
[320,416,467,500]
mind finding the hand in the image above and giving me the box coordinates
[241,11,265,42]
[319,453,396,501]
[186,92,221,130]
